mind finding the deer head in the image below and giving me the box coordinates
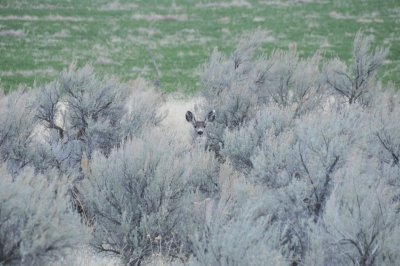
[185,110,216,137]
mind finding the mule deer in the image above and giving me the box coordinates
[185,110,216,137]
[186,110,223,160]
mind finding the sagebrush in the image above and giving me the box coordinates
[0,30,399,266]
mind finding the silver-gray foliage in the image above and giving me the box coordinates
[80,131,219,265]
[188,165,287,266]
[0,66,167,264]
[323,31,388,105]
[33,65,164,179]
[0,89,36,178]
[0,65,164,180]
[0,167,88,266]
[201,31,324,172]
[197,30,398,265]
[1,29,398,266]
[306,153,400,266]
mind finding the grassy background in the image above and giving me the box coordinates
[0,0,399,94]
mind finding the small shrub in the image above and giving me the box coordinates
[310,154,400,265]
[0,166,88,265]
[34,65,129,172]
[188,168,287,266]
[120,78,165,137]
[372,86,400,167]
[323,31,388,105]
[0,89,36,178]
[222,104,296,174]
[31,65,165,180]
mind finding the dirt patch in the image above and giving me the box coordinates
[259,0,328,7]
[0,68,57,77]
[99,1,138,11]
[0,29,26,37]
[329,10,382,23]
[158,30,212,47]
[53,29,70,39]
[131,14,188,22]
[50,246,121,266]
[196,0,252,9]
[161,95,204,145]
[0,15,93,22]
[94,56,116,65]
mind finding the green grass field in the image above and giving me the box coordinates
[0,0,399,93]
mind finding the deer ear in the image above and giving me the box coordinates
[186,111,194,122]
[207,110,216,122]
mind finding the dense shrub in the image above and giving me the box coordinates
[188,164,287,266]
[0,167,88,265]
[0,64,164,181]
[372,85,400,167]
[323,31,388,105]
[196,30,398,265]
[0,89,36,178]
[33,66,164,179]
[0,30,398,266]
[315,155,400,266]
[80,130,220,265]
[0,66,167,264]
[201,31,324,152]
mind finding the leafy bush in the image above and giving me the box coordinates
[0,167,88,265]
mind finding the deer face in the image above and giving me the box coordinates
[186,110,216,137]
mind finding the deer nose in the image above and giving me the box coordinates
[197,131,203,135]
